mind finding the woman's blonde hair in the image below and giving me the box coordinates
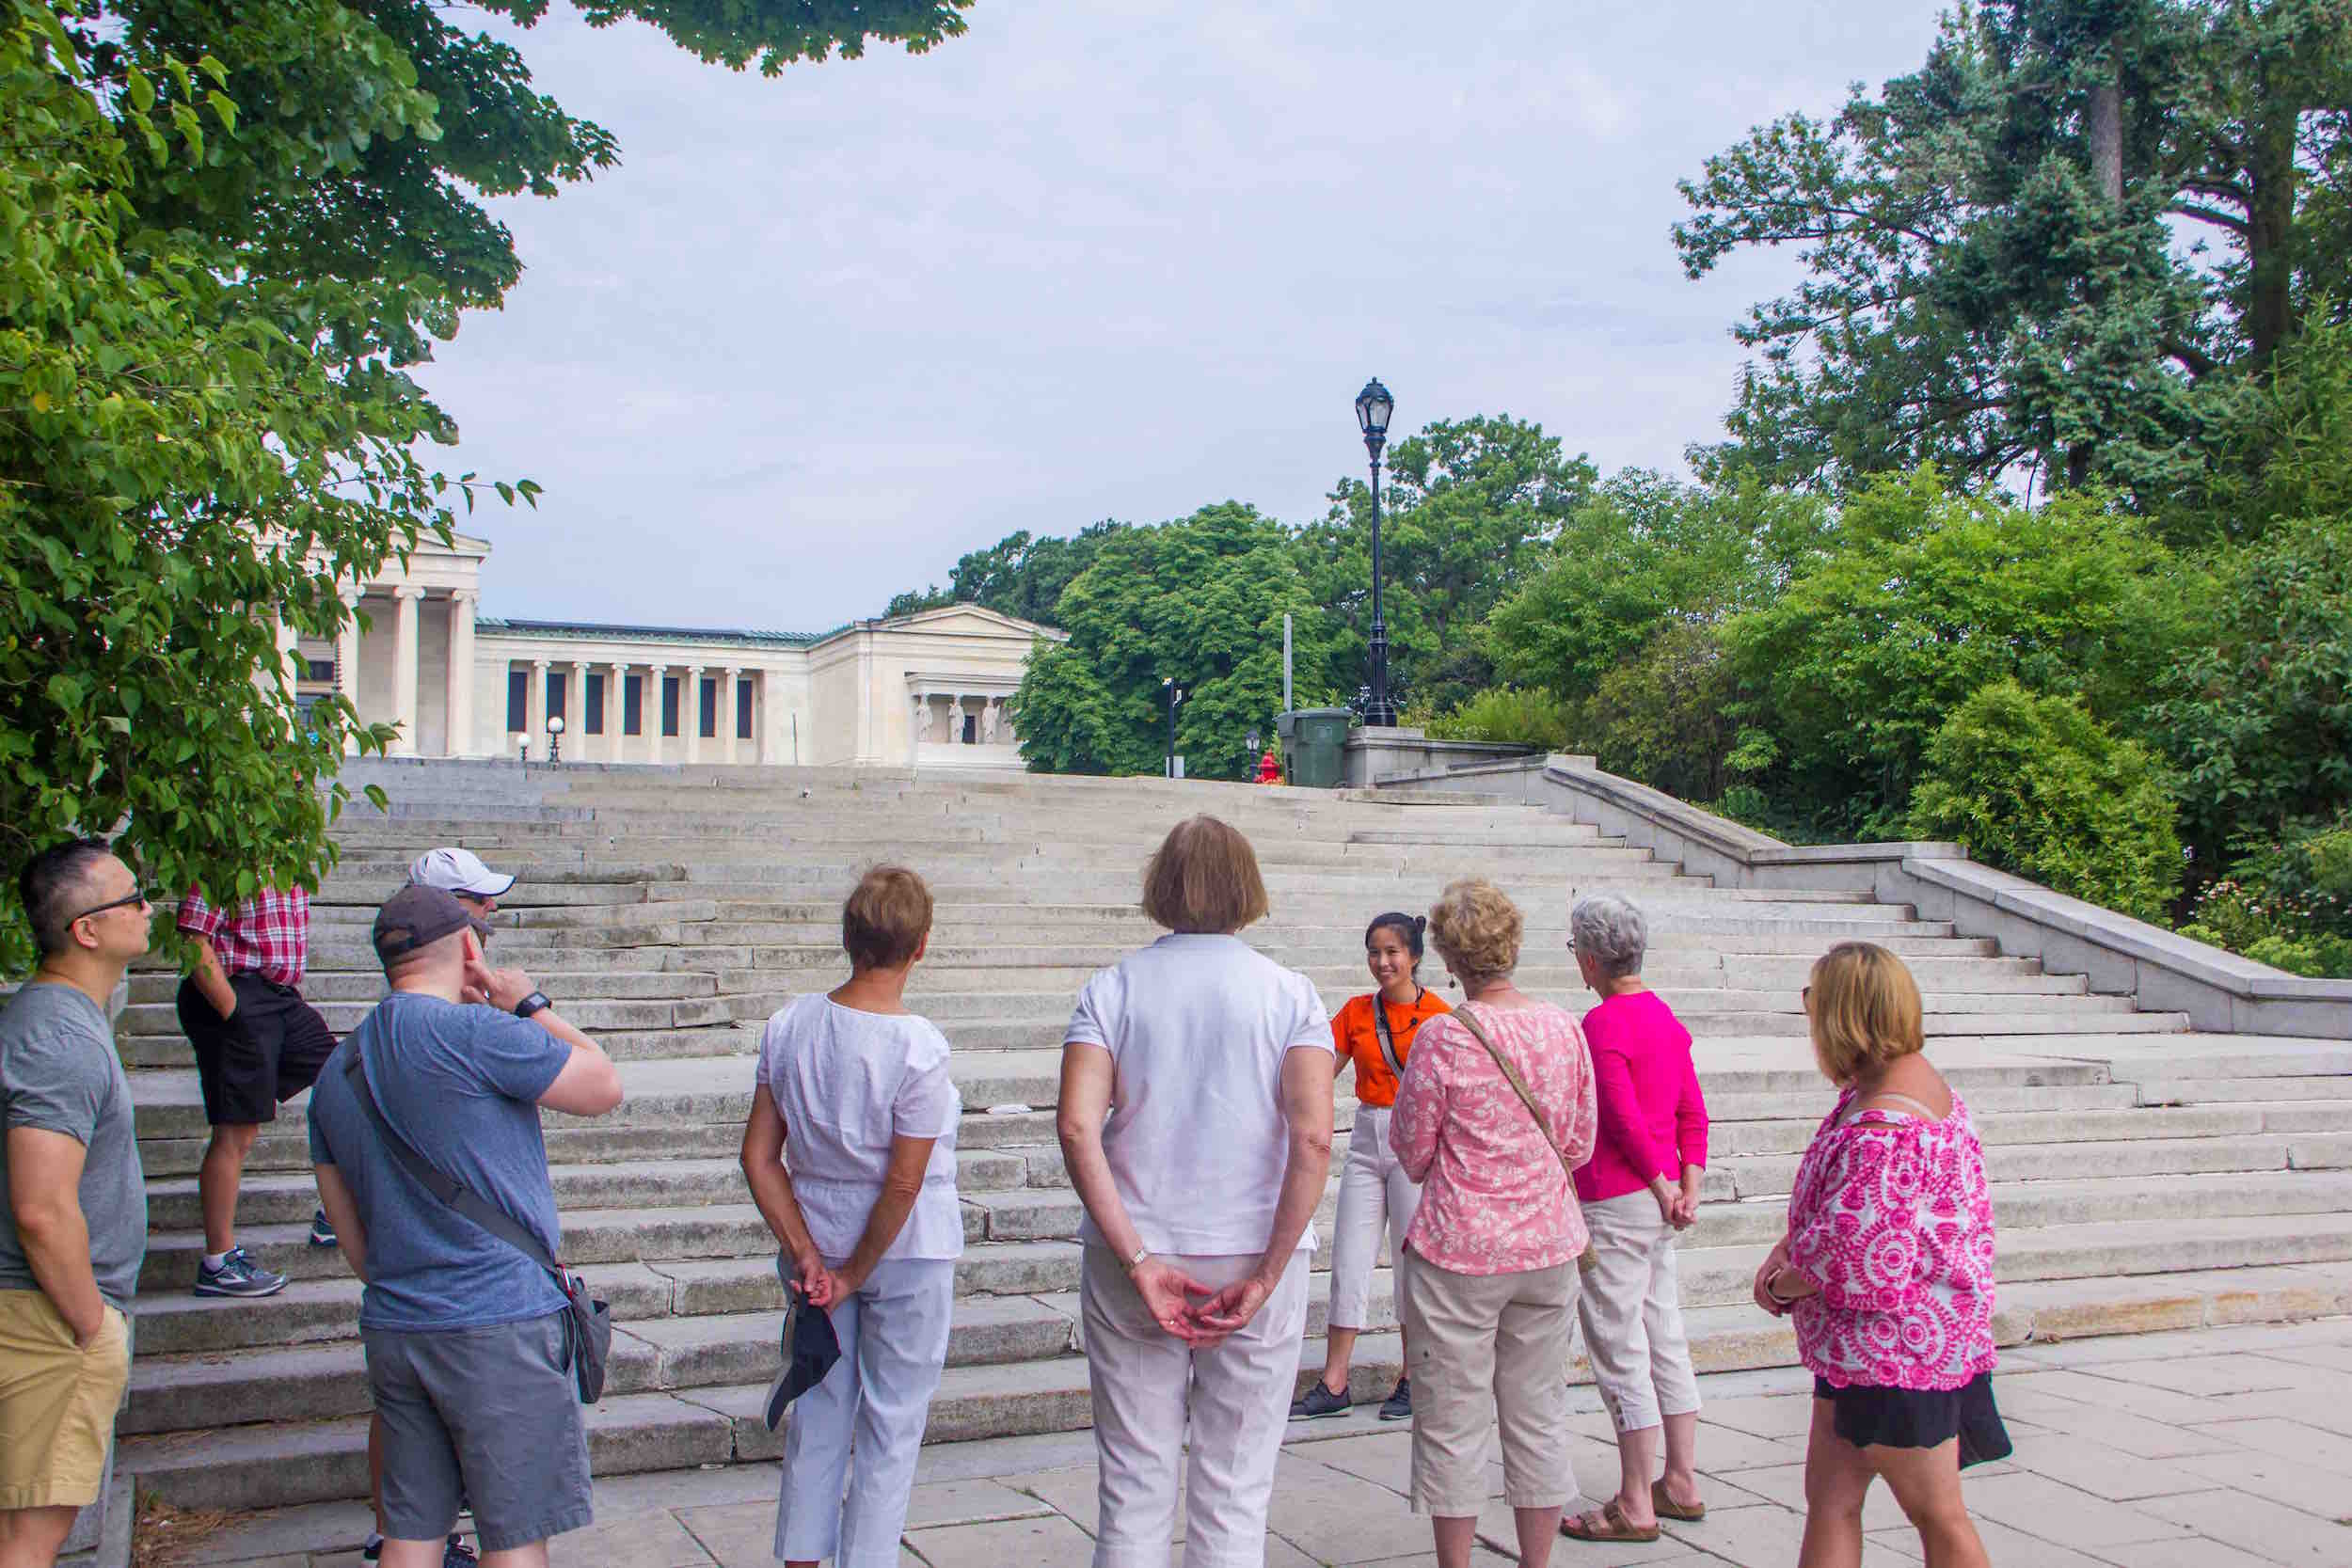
[1806,942,1925,1084]
[1140,816,1269,934]
[1427,879,1522,986]
[842,865,933,970]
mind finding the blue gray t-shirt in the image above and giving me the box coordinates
[0,983,147,1308]
[307,992,571,1332]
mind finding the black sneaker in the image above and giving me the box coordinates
[193,1246,287,1298]
[1379,1375,1413,1421]
[309,1209,338,1248]
[361,1535,473,1564]
[1289,1381,1351,1419]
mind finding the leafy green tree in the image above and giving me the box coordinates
[1008,504,1335,778]
[1677,0,2352,499]
[1574,623,1752,810]
[886,521,1128,625]
[1722,470,2195,838]
[1,0,967,974]
[1908,680,2183,921]
[1298,416,1595,712]
[2176,308,2352,544]
[1486,472,1823,702]
[2148,513,2352,870]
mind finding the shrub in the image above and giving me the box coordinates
[1421,687,1572,749]
[2177,879,2352,979]
[1907,681,2183,923]
[1577,622,1743,804]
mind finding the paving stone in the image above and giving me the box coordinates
[2137,1488,2352,1564]
[2082,1537,2291,1568]
[1866,1516,2112,1565]
[2182,1416,2352,1475]
[1957,1471,2201,1550]
[2003,1440,2212,1501]
[548,1511,714,1568]
[2003,1401,2242,1460]
[1656,1502,1916,1565]
[2096,1353,2307,1397]
[901,1513,1100,1568]
[1262,1452,1425,1564]
[1703,1460,1911,1529]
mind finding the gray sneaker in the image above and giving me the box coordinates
[194,1246,287,1298]
[1378,1376,1412,1421]
[1289,1381,1351,1420]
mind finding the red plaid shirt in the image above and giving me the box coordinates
[178,886,310,990]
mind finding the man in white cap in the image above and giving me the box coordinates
[406,849,516,920]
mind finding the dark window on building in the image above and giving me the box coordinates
[661,676,680,737]
[546,671,567,723]
[698,677,717,738]
[736,679,754,739]
[624,674,644,736]
[585,673,605,735]
[506,670,528,731]
[962,713,977,744]
[305,657,337,683]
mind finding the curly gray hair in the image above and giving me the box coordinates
[1570,893,1648,981]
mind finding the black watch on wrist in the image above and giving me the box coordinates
[513,990,551,1020]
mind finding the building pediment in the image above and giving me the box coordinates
[859,603,1067,643]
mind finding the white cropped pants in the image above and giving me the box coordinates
[1327,1104,1422,1333]
[774,1258,956,1567]
[1079,1245,1310,1568]
[1573,1190,1701,1433]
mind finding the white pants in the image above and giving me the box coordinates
[775,1258,956,1567]
[1327,1105,1421,1333]
[1573,1191,1700,1434]
[1080,1246,1310,1568]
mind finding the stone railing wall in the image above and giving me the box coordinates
[1370,753,2352,1040]
[1339,726,1538,787]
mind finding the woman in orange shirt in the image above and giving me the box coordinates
[1290,912,1452,1422]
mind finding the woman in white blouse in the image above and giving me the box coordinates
[739,866,963,1568]
[1057,815,1338,1568]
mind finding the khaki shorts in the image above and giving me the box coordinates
[0,1290,131,1511]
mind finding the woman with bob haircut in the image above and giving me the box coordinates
[1292,911,1451,1423]
[1562,892,1709,1545]
[1389,879,1595,1568]
[1754,942,2004,1568]
[740,866,964,1568]
[1057,816,1336,1568]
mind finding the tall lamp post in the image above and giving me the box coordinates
[1355,377,1398,725]
[1162,678,1184,779]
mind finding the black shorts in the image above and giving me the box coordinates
[1815,1371,2011,1467]
[176,974,338,1127]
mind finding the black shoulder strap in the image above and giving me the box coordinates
[341,1045,564,1278]
[1371,996,1406,1079]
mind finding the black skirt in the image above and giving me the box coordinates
[1813,1371,2012,1467]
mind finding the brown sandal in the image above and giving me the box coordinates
[1651,1480,1706,1521]
[1561,1498,1661,1544]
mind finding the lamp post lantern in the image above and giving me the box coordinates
[547,713,565,767]
[1355,376,1398,725]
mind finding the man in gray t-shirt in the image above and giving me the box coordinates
[0,838,151,1567]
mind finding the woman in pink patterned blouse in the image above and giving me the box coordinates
[1754,942,2005,1568]
[1391,879,1597,1568]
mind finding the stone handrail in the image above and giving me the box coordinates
[1368,752,2352,1040]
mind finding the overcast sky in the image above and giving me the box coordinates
[420,1,1947,633]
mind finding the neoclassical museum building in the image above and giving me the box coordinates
[289,531,1062,769]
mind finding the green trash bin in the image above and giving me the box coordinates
[1282,707,1354,789]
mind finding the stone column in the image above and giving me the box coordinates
[335,590,363,754]
[526,657,548,762]
[723,666,742,764]
[388,586,423,755]
[683,664,704,764]
[606,661,627,764]
[645,665,665,765]
[445,590,476,758]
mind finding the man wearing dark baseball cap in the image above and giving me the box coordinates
[305,885,622,1567]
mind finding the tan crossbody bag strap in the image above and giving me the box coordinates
[1450,1004,1598,1274]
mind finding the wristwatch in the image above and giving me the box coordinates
[514,990,551,1020]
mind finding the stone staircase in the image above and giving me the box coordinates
[112,762,2352,1511]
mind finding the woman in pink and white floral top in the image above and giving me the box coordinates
[1755,942,2005,1568]
[1391,879,1596,1568]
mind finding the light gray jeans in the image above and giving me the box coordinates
[774,1257,956,1568]
[1574,1190,1701,1433]
[1328,1105,1422,1331]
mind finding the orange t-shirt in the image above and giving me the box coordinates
[1332,988,1453,1108]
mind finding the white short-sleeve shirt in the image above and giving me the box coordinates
[757,994,963,1265]
[1065,933,1334,1257]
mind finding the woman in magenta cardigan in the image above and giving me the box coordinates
[1562,894,1711,1546]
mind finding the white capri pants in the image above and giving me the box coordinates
[775,1257,956,1568]
[1574,1190,1701,1433]
[1080,1244,1310,1568]
[1328,1104,1422,1331]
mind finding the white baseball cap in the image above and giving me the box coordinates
[407,847,516,899]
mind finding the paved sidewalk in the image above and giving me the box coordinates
[166,1319,2352,1567]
